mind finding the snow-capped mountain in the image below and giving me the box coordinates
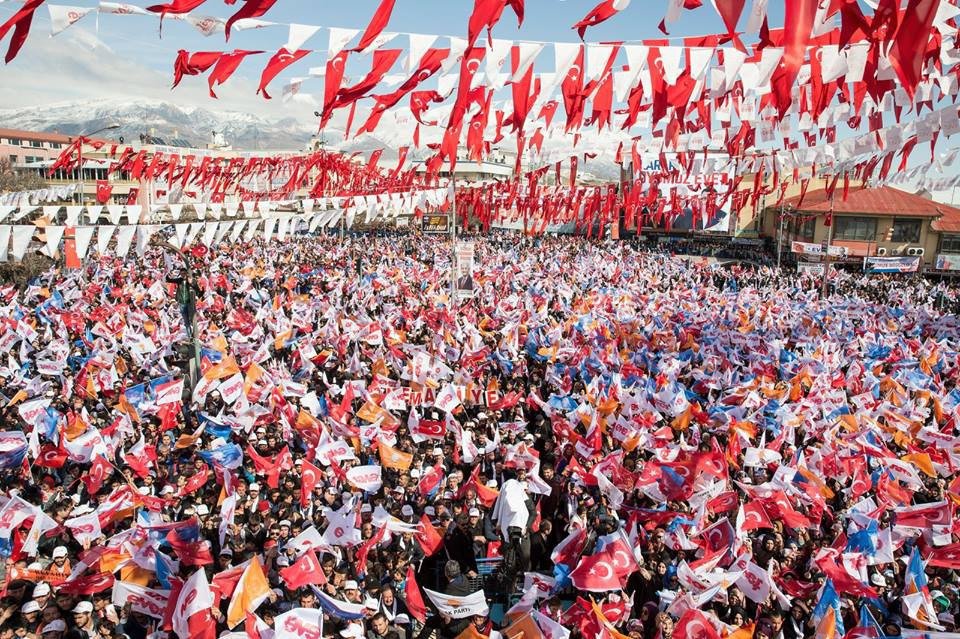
[0,98,316,151]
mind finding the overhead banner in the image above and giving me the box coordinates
[864,256,922,274]
[791,241,848,258]
[935,254,960,271]
[454,241,476,299]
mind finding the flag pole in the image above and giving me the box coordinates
[450,175,457,310]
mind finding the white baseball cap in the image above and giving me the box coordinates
[469,508,481,517]
[21,601,40,614]
[33,582,51,597]
[72,601,94,614]
[344,580,359,591]
[401,505,414,517]
[340,623,364,638]
[51,546,68,559]
[41,620,67,633]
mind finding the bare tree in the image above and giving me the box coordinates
[0,157,48,193]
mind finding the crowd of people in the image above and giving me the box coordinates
[0,231,958,639]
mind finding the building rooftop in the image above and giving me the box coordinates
[0,127,112,145]
[783,185,960,220]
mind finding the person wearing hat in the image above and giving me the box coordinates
[72,601,97,638]
[47,546,71,578]
[32,582,53,610]
[40,618,66,639]
[343,580,363,604]
[20,599,42,630]
[340,622,365,639]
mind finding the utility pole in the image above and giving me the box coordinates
[777,204,786,270]
[450,175,458,309]
[821,179,838,299]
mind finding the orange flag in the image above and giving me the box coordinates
[502,613,543,639]
[203,356,240,382]
[378,440,413,471]
[226,557,271,629]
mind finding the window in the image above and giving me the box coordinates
[5,138,21,146]
[50,143,61,149]
[834,216,877,241]
[29,140,41,148]
[890,218,922,243]
[941,235,960,254]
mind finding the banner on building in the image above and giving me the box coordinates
[797,262,825,275]
[454,241,475,299]
[422,214,449,234]
[864,256,922,273]
[791,241,848,257]
[935,254,960,271]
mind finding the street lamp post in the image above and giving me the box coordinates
[75,124,120,208]
[821,180,838,299]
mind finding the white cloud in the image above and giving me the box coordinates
[0,26,311,124]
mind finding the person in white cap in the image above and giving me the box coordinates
[48,545,71,578]
[72,600,97,638]
[340,622,365,639]
[39,618,66,638]
[32,582,52,609]
[343,579,362,603]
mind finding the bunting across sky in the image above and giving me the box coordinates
[7,0,960,233]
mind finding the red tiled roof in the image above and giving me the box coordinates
[933,206,960,234]
[0,127,111,145]
[783,186,960,220]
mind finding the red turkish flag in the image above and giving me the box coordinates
[928,542,960,569]
[411,419,446,440]
[414,514,443,556]
[356,0,396,51]
[335,48,402,108]
[208,50,263,98]
[299,459,323,508]
[57,572,115,596]
[604,538,640,578]
[179,468,209,497]
[741,502,774,531]
[146,0,207,16]
[81,455,112,496]
[675,609,721,639]
[168,539,214,567]
[572,0,630,40]
[279,549,327,590]
[320,50,351,128]
[711,0,745,38]
[36,443,68,469]
[95,180,113,205]
[0,0,46,64]
[404,565,428,622]
[225,0,277,41]
[467,0,525,48]
[887,0,940,99]
[417,461,445,496]
[569,546,624,592]
[257,48,312,99]
[706,491,738,515]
